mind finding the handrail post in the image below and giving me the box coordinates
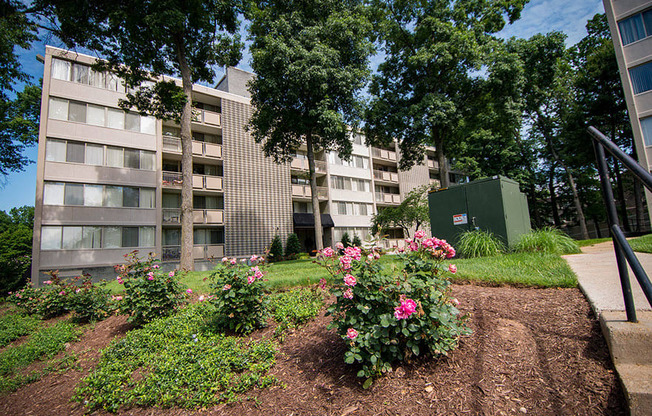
[592,139,638,323]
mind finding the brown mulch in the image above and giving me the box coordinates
[0,285,626,416]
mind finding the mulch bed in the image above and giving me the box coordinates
[0,284,626,416]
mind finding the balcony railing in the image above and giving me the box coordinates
[162,244,224,261]
[162,172,223,191]
[373,169,399,183]
[162,208,224,224]
[378,238,406,251]
[291,184,329,200]
[191,109,221,127]
[163,136,222,159]
[162,171,183,187]
[375,193,401,204]
[427,159,439,170]
[371,147,397,162]
[290,158,327,173]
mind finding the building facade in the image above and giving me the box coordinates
[603,0,652,221]
[31,47,448,284]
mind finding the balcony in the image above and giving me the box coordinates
[375,193,401,205]
[162,171,223,192]
[373,169,399,183]
[291,184,329,200]
[162,208,224,225]
[162,244,224,261]
[290,158,327,174]
[191,109,221,128]
[371,147,397,162]
[378,238,406,251]
[427,159,439,170]
[162,136,222,159]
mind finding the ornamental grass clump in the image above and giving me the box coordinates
[457,229,505,258]
[513,227,580,255]
[317,230,470,379]
[115,251,188,327]
[208,255,269,334]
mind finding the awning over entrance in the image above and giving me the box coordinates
[293,213,335,228]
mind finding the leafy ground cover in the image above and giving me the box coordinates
[0,312,40,348]
[629,233,652,253]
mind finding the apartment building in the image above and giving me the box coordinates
[31,46,449,284]
[603,0,652,221]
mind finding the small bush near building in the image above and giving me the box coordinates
[352,235,362,247]
[269,235,284,262]
[209,255,269,334]
[115,251,188,327]
[457,229,505,258]
[285,233,302,259]
[316,233,470,380]
[340,232,351,249]
[513,227,580,255]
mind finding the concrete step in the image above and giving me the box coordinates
[615,363,652,416]
[600,311,652,366]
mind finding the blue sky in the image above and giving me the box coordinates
[0,0,605,212]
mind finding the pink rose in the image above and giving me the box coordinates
[198,295,205,302]
[247,275,255,284]
[322,247,335,257]
[43,280,52,285]
[115,295,123,301]
[343,288,353,299]
[59,291,65,296]
[250,254,259,262]
[186,289,192,294]
[415,230,426,239]
[347,328,358,340]
[336,242,344,250]
[222,257,229,263]
[343,274,357,286]
[394,298,417,320]
[319,278,327,290]
[169,271,175,278]
[153,264,160,269]
[222,284,231,291]
[448,264,457,274]
[147,272,154,280]
[344,246,361,261]
[230,258,237,265]
[339,255,352,270]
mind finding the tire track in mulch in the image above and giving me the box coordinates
[0,285,628,416]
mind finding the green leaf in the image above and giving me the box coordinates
[362,378,373,389]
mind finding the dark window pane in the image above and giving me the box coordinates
[630,61,652,94]
[121,227,139,247]
[123,187,139,207]
[210,229,224,244]
[193,195,206,209]
[163,229,180,246]
[66,141,85,163]
[193,164,204,174]
[619,14,646,45]
[64,183,84,205]
[124,149,140,169]
[644,9,652,36]
[68,101,87,123]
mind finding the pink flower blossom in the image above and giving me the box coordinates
[394,298,417,320]
[169,271,175,278]
[222,284,231,291]
[415,230,426,239]
[116,276,124,284]
[343,274,357,286]
[367,253,374,261]
[43,280,52,285]
[148,276,154,281]
[59,291,66,296]
[347,328,358,339]
[336,242,344,250]
[251,266,264,280]
[339,255,352,270]
[230,258,237,265]
[322,247,335,257]
[147,272,154,279]
[247,275,255,284]
[343,288,353,299]
[198,295,205,302]
[222,257,229,263]
[112,295,123,301]
[153,264,160,269]
[319,278,327,290]
[250,254,259,262]
[344,246,361,261]
[374,252,381,260]
[186,289,192,294]
[448,264,457,274]
[409,241,419,251]
[422,238,435,248]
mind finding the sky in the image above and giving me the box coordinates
[0,0,606,212]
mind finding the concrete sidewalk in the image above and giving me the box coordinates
[563,242,652,416]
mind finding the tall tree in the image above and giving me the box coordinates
[0,206,34,294]
[365,0,528,187]
[0,0,40,176]
[247,0,374,250]
[40,0,244,270]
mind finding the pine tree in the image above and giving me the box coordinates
[285,233,302,259]
[269,235,284,262]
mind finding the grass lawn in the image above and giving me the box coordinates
[577,237,612,247]
[629,233,652,253]
[104,251,578,294]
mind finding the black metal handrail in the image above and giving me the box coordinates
[588,126,652,323]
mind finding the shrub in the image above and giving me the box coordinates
[285,233,302,259]
[7,285,42,316]
[352,235,362,247]
[316,232,470,379]
[457,229,505,258]
[513,227,580,255]
[341,232,351,249]
[208,255,269,333]
[67,274,112,323]
[115,251,188,327]
[269,235,284,262]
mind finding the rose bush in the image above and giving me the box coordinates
[208,255,268,334]
[317,235,470,379]
[115,251,187,327]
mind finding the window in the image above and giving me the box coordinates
[84,185,103,206]
[87,104,105,126]
[163,229,180,246]
[46,139,66,162]
[619,10,652,45]
[141,116,156,134]
[106,147,123,168]
[66,141,85,163]
[68,101,87,123]
[48,98,68,120]
[641,117,652,146]
[41,226,62,250]
[107,108,125,129]
[51,58,71,80]
[64,183,84,205]
[72,64,89,84]
[139,227,155,247]
[125,112,140,132]
[104,186,122,207]
[104,227,121,248]
[62,226,83,249]
[162,193,180,208]
[85,144,104,165]
[337,202,347,215]
[106,73,125,92]
[140,189,155,208]
[123,187,139,207]
[81,226,102,249]
[630,61,652,94]
[43,183,65,205]
[121,227,139,247]
[124,149,140,169]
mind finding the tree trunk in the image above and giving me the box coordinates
[528,183,541,228]
[306,132,323,251]
[434,135,449,188]
[176,40,194,271]
[593,217,602,238]
[633,179,645,233]
[548,164,561,228]
[613,160,631,232]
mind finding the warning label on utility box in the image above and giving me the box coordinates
[453,214,468,225]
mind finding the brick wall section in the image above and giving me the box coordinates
[222,99,293,256]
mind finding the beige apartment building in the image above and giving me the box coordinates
[604,0,652,221]
[31,46,452,284]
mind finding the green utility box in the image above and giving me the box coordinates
[427,176,531,247]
